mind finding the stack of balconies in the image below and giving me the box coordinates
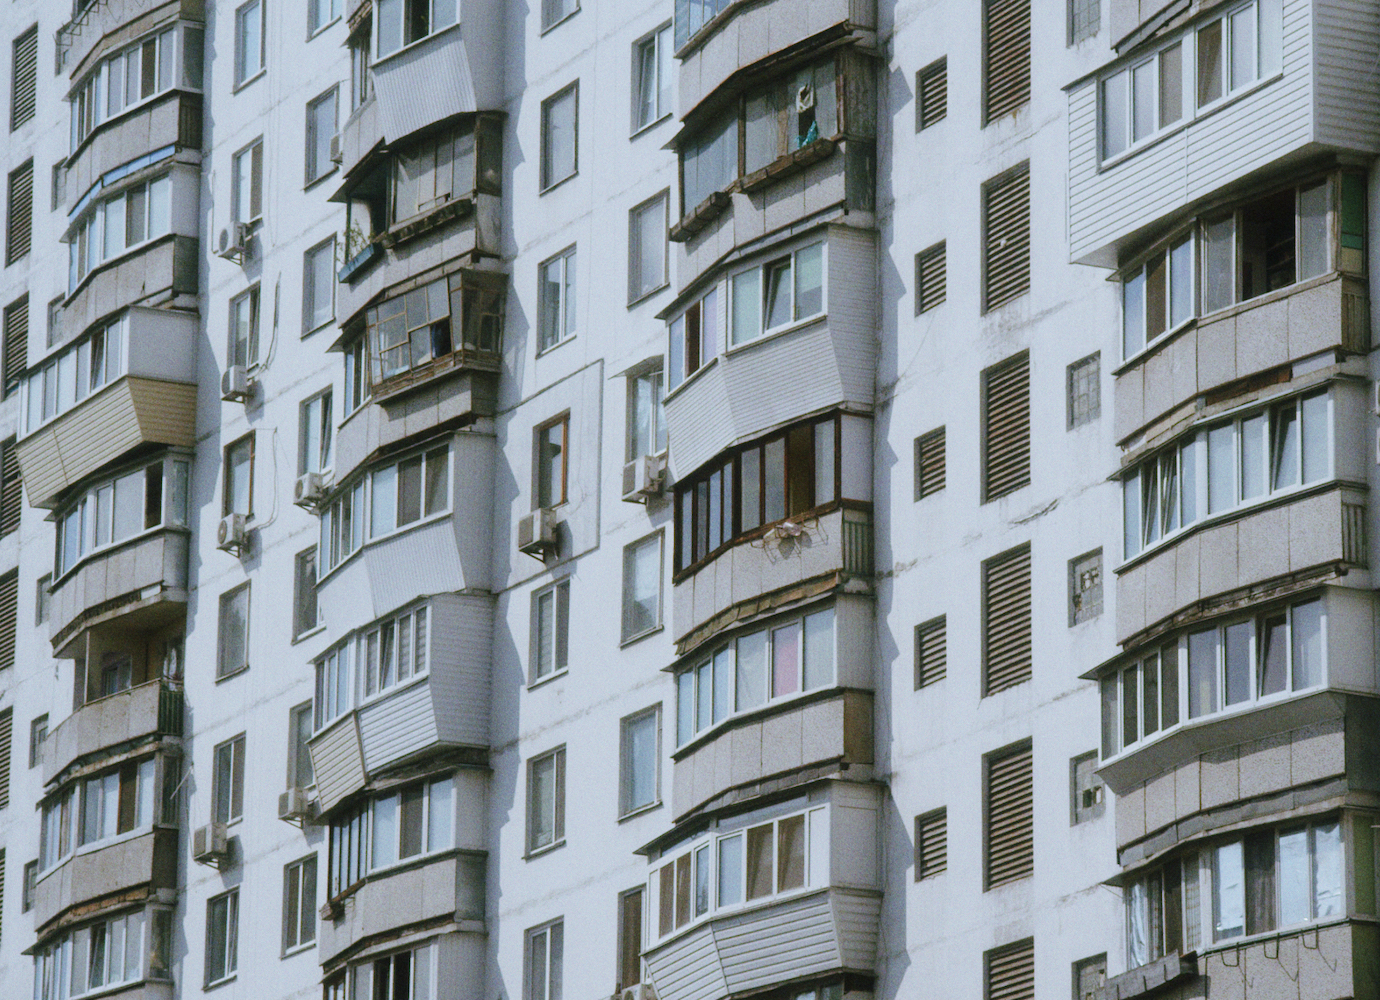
[1071,1,1380,996]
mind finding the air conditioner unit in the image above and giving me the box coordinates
[192,823,230,866]
[621,986,657,1000]
[221,364,253,402]
[293,472,329,509]
[216,221,253,263]
[621,453,665,503]
[217,513,248,555]
[517,508,558,559]
[278,786,313,824]
[329,133,343,164]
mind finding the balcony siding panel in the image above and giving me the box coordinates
[65,94,193,204]
[372,29,476,144]
[429,592,492,747]
[833,889,882,969]
[33,827,176,930]
[49,532,188,654]
[358,681,440,774]
[716,893,839,991]
[1314,0,1380,151]
[647,925,728,1000]
[42,680,169,783]
[310,716,367,813]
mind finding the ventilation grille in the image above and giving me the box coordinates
[987,938,1035,1000]
[984,164,1030,311]
[986,743,1033,888]
[916,241,947,315]
[918,58,947,130]
[0,439,20,537]
[983,545,1032,694]
[915,427,946,500]
[915,615,947,689]
[915,808,947,879]
[983,352,1030,500]
[6,161,33,265]
[0,707,13,811]
[984,0,1031,123]
[10,27,37,131]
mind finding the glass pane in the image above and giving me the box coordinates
[1142,654,1160,734]
[1132,60,1156,141]
[399,785,424,858]
[736,630,767,711]
[764,439,785,523]
[1314,822,1342,917]
[803,609,834,690]
[397,456,422,526]
[1198,20,1223,106]
[1170,236,1193,327]
[1223,621,1251,706]
[1102,72,1128,158]
[772,623,800,698]
[694,844,710,916]
[795,244,823,318]
[1291,600,1323,689]
[1240,414,1265,501]
[1122,663,1139,746]
[1299,182,1329,279]
[1123,470,1141,559]
[1277,826,1309,925]
[1213,840,1245,940]
[731,269,761,345]
[1208,424,1235,513]
[371,464,397,536]
[1122,270,1145,358]
[1230,6,1257,90]
[1101,675,1118,758]
[740,449,761,532]
[814,419,835,505]
[763,258,792,329]
[675,853,690,927]
[696,660,712,732]
[777,815,805,891]
[1301,392,1329,483]
[1159,43,1183,124]
[429,777,452,849]
[1272,404,1299,490]
[745,824,773,899]
[677,670,693,744]
[712,647,732,722]
[1258,613,1288,697]
[1204,217,1235,312]
[717,834,743,906]
[372,794,398,867]
[1188,629,1217,718]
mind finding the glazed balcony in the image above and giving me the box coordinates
[42,678,183,784]
[33,826,178,931]
[1068,0,1380,267]
[64,91,203,210]
[318,851,485,965]
[58,0,202,86]
[308,594,492,813]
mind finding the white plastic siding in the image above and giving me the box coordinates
[358,679,441,772]
[1313,0,1380,150]
[372,29,476,144]
[428,591,493,746]
[310,715,367,812]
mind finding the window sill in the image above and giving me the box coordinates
[381,194,475,249]
[373,22,462,68]
[630,112,673,141]
[540,170,579,197]
[617,800,662,824]
[204,973,238,991]
[307,16,342,40]
[539,7,580,35]
[1200,914,1353,958]
[524,838,566,861]
[726,309,827,358]
[215,664,250,684]
[740,137,837,195]
[358,671,429,712]
[671,682,847,761]
[628,280,670,309]
[304,164,339,192]
[663,354,718,404]
[281,940,316,959]
[370,346,501,403]
[620,624,663,649]
[528,668,568,691]
[536,333,576,359]
[232,68,267,95]
[291,623,327,646]
[64,231,179,306]
[303,316,335,339]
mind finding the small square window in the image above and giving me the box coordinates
[1070,750,1105,825]
[526,746,566,854]
[302,236,336,332]
[1069,548,1103,626]
[540,83,578,191]
[218,584,250,678]
[212,734,246,825]
[620,707,660,816]
[205,888,240,985]
[538,246,576,352]
[530,580,569,683]
[234,0,265,86]
[1068,0,1100,45]
[1067,351,1101,429]
[632,25,672,133]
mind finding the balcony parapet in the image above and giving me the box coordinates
[42,679,183,785]
[65,93,202,212]
[32,826,178,933]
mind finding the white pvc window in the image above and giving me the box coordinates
[729,242,825,346]
[22,315,126,435]
[376,0,458,58]
[53,455,190,578]
[69,24,202,151]
[369,777,453,871]
[67,175,172,292]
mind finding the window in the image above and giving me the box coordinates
[1069,0,1100,44]
[66,173,172,292]
[23,313,123,432]
[676,606,835,745]
[617,888,643,989]
[50,165,65,216]
[675,414,842,572]
[223,434,255,517]
[629,192,668,302]
[535,416,568,509]
[298,390,333,475]
[626,369,666,461]
[538,246,576,352]
[527,747,565,854]
[326,777,455,893]
[526,920,563,1000]
[982,163,1030,311]
[7,159,33,265]
[232,139,263,224]
[390,119,498,223]
[1196,1,1261,109]
[211,735,245,826]
[365,270,505,384]
[376,0,458,57]
[986,939,1035,1000]
[914,427,945,500]
[235,0,265,85]
[983,545,1031,695]
[1101,597,1324,759]
[206,889,239,985]
[344,335,369,412]
[914,615,946,689]
[1122,390,1331,559]
[359,605,429,700]
[984,0,1031,123]
[1070,751,1104,825]
[2,296,24,398]
[0,438,18,536]
[650,803,829,942]
[310,0,343,34]
[985,741,1033,889]
[22,859,34,913]
[742,59,837,176]
[28,713,47,770]
[349,28,372,110]
[540,83,578,190]
[317,445,451,575]
[282,856,317,952]
[530,580,569,683]
[666,286,716,389]
[633,25,672,132]
[675,0,730,47]
[1101,40,1185,159]
[293,547,319,639]
[11,26,37,131]
[622,533,663,642]
[0,572,14,673]
[982,352,1030,500]
[729,242,825,346]
[33,906,173,998]
[1073,955,1107,1000]
[35,574,50,625]
[51,455,190,578]
[218,585,250,678]
[914,808,947,879]
[229,286,260,368]
[68,25,201,149]
[75,757,157,846]
[1069,549,1102,625]
[916,58,947,130]
[288,702,314,789]
[303,237,336,331]
[620,707,660,816]
[1067,352,1100,428]
[305,87,338,185]
[366,942,441,1000]
[915,241,946,313]
[542,0,577,30]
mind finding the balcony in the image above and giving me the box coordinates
[1068,0,1380,266]
[32,827,178,931]
[319,851,485,965]
[65,92,202,207]
[43,679,183,784]
[58,0,201,84]
[1116,274,1368,442]
[645,886,879,1000]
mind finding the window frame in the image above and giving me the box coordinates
[217,583,251,679]
[281,854,318,954]
[621,531,664,643]
[205,888,240,986]
[228,284,261,369]
[292,546,320,640]
[1066,351,1101,429]
[374,0,460,58]
[223,432,255,518]
[304,85,339,187]
[526,746,566,856]
[625,367,667,462]
[298,388,334,476]
[631,23,673,135]
[302,235,337,333]
[534,414,569,510]
[65,171,174,294]
[537,245,576,353]
[525,919,564,1000]
[727,240,828,348]
[628,190,669,305]
[211,733,246,826]
[308,0,344,37]
[539,82,579,192]
[233,0,266,88]
[529,579,569,686]
[231,137,264,225]
[619,705,661,817]
[287,701,314,789]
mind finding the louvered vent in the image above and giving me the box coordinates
[917,57,947,130]
[915,427,946,499]
[10,27,37,131]
[983,544,1031,694]
[983,164,1030,311]
[984,0,1031,123]
[986,743,1032,888]
[983,352,1030,500]
[915,615,947,689]
[2,296,25,399]
[6,161,33,265]
[915,808,947,879]
[916,241,947,314]
[986,938,1035,1000]
[0,439,20,537]
[0,707,13,810]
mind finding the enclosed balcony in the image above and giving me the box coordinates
[1067,0,1380,267]
[58,0,203,90]
[17,309,197,509]
[43,677,183,784]
[33,827,178,930]
[309,594,492,812]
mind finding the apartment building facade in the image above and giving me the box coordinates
[0,0,1372,999]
